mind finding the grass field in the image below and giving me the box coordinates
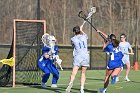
[0,70,140,93]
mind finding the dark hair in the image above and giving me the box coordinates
[73,26,80,35]
[120,33,126,37]
[108,34,116,40]
[112,39,120,48]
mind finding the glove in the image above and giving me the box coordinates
[43,53,50,59]
[56,58,62,65]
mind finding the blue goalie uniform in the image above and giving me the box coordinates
[38,45,59,84]
[104,43,124,70]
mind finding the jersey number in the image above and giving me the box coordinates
[79,41,86,49]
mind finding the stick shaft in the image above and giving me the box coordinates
[58,64,63,70]
[85,19,108,42]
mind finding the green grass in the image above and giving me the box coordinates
[0,70,140,93]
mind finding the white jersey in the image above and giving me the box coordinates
[119,42,132,54]
[119,42,132,64]
[71,34,88,56]
[71,33,89,67]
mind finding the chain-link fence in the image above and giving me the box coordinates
[0,45,137,70]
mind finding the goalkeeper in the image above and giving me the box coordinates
[38,35,62,88]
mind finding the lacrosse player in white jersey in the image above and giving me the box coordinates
[66,25,89,93]
[116,33,134,82]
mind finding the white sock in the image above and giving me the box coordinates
[125,76,128,78]
[69,82,73,84]
[81,86,84,90]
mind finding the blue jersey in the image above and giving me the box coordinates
[42,45,59,56]
[104,43,124,69]
[38,45,59,84]
[39,45,59,65]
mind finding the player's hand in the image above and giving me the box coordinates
[97,29,101,33]
[128,53,134,55]
[44,53,50,59]
[56,59,62,65]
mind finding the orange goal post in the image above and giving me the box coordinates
[13,19,46,87]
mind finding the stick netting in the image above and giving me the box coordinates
[0,37,13,87]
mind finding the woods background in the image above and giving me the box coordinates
[0,0,139,68]
[0,0,140,45]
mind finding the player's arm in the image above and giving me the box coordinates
[103,42,107,50]
[80,24,86,35]
[128,43,134,55]
[128,48,134,55]
[102,41,109,50]
[71,40,74,47]
[97,30,108,38]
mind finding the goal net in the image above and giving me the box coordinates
[12,19,46,87]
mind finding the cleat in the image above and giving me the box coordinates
[41,82,47,88]
[66,82,73,93]
[116,77,119,82]
[51,84,58,88]
[80,89,84,93]
[100,88,106,93]
[124,77,130,81]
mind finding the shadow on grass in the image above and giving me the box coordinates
[86,77,104,81]
[70,87,98,93]
[30,85,98,93]
[29,85,65,93]
[130,81,140,83]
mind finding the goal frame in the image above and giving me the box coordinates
[13,19,46,87]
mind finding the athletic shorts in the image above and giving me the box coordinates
[122,54,130,64]
[73,53,89,67]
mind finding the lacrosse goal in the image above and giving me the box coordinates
[13,19,46,87]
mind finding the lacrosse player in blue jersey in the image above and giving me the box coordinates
[100,38,124,93]
[38,35,62,88]
[66,24,89,93]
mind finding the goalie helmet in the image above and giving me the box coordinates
[48,35,56,42]
[42,33,56,47]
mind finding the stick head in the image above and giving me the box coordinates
[78,7,96,20]
[86,7,96,19]
[78,11,87,20]
[91,7,96,13]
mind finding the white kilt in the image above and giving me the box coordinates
[73,53,89,67]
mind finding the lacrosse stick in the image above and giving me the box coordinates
[41,33,63,70]
[79,7,96,26]
[58,64,63,70]
[78,7,108,42]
